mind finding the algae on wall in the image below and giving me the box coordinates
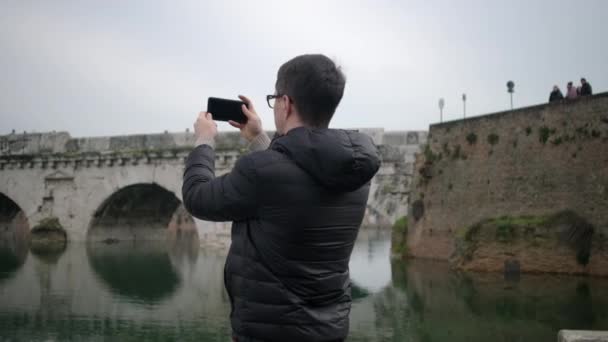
[406,92,608,269]
[30,217,68,254]
[452,210,606,275]
[391,216,408,258]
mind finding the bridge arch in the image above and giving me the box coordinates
[86,183,197,243]
[0,192,30,282]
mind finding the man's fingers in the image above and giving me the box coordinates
[228,120,244,129]
[238,95,255,111]
[241,104,255,119]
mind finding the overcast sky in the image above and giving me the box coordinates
[1,0,607,137]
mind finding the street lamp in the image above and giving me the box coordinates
[462,93,467,119]
[438,98,445,123]
[507,80,515,110]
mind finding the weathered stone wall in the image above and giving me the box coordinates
[407,92,608,269]
[365,131,427,226]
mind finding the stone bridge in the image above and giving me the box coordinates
[0,129,426,246]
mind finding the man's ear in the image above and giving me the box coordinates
[285,95,296,119]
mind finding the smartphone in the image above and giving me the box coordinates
[207,97,248,124]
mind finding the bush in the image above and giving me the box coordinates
[487,134,499,145]
[538,126,556,144]
[466,132,477,145]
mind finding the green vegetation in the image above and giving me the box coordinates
[442,142,451,156]
[32,217,63,232]
[538,126,556,144]
[466,132,477,145]
[391,216,408,258]
[487,133,499,145]
[453,211,595,267]
[551,137,563,145]
[423,145,439,163]
[31,217,68,255]
[452,144,462,160]
[381,184,394,195]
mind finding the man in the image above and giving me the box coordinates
[580,78,593,96]
[549,85,564,102]
[182,54,380,341]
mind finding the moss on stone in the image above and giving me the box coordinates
[466,132,477,145]
[538,126,556,144]
[423,145,439,163]
[487,133,499,145]
[391,216,408,258]
[32,217,63,232]
[452,145,462,160]
[30,217,68,254]
[381,184,394,195]
[551,137,563,145]
[453,211,595,269]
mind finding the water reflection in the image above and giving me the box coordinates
[86,241,183,303]
[29,241,67,265]
[356,260,608,342]
[1,226,607,341]
[0,245,27,283]
[349,228,392,292]
[0,194,30,283]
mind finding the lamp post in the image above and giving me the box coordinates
[462,93,467,119]
[507,80,515,110]
[438,98,445,123]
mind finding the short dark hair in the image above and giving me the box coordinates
[581,78,587,82]
[275,54,346,128]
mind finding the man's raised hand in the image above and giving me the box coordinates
[229,95,263,142]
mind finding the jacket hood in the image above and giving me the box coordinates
[271,127,381,192]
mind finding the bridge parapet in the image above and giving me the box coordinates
[0,128,427,242]
[0,148,242,171]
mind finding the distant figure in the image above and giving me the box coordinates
[549,85,564,102]
[580,78,593,96]
[566,82,578,99]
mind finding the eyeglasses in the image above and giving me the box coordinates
[266,94,283,109]
[266,94,294,109]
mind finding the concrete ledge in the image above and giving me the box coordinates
[558,330,608,342]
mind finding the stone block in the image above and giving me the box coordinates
[558,330,608,342]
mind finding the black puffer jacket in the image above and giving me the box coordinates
[182,127,381,341]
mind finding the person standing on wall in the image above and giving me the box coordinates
[182,54,381,342]
[579,78,593,96]
[566,82,578,100]
[549,85,564,102]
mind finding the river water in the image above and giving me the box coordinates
[1,228,607,341]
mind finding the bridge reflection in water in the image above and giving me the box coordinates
[1,227,608,341]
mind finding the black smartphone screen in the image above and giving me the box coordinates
[207,97,248,124]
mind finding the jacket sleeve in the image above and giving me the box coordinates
[182,144,258,222]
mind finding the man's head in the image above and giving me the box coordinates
[273,54,345,134]
[581,78,587,84]
[553,85,559,91]
[567,81,573,87]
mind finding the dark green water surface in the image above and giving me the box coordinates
[1,229,607,341]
